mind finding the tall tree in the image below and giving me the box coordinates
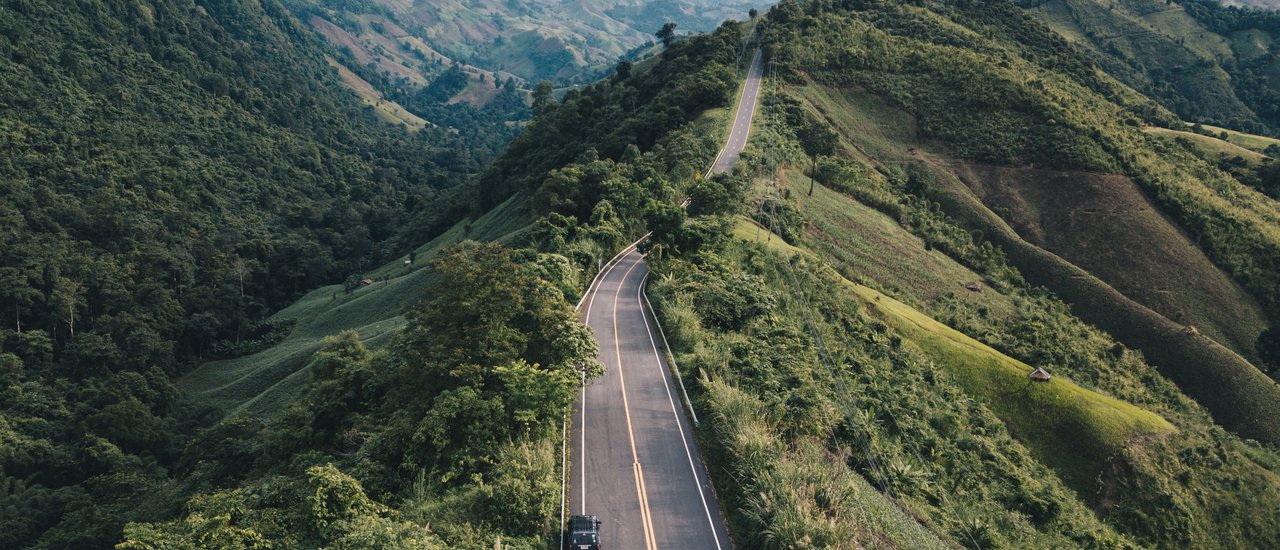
[797,119,838,195]
[614,60,633,82]
[0,268,38,332]
[230,258,253,344]
[532,81,557,117]
[50,278,84,338]
[657,22,678,47]
[230,258,252,299]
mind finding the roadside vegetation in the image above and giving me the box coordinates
[7,0,1280,547]
[96,19,752,549]
[760,0,1280,440]
[632,1,1280,547]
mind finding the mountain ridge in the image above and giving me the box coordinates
[4,0,1280,547]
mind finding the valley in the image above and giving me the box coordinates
[3,0,1280,548]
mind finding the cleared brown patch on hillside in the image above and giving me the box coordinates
[327,56,380,98]
[920,156,1280,445]
[447,80,499,107]
[311,16,374,64]
[308,15,422,84]
[955,164,1267,361]
[324,56,428,131]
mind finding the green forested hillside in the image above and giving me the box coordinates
[0,8,750,545]
[0,0,492,545]
[653,0,1280,546]
[6,0,1280,548]
[1021,0,1280,136]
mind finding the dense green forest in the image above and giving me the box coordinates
[112,24,748,550]
[0,0,510,545]
[5,0,1280,547]
[0,0,750,542]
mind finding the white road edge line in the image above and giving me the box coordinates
[703,49,762,180]
[564,241,645,538]
[745,53,762,146]
[576,234,650,312]
[579,247,642,515]
[559,408,567,550]
[637,271,722,550]
[639,274,698,426]
[563,48,761,544]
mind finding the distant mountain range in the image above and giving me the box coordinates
[1223,0,1280,10]
[294,0,773,85]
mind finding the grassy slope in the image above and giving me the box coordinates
[1145,126,1272,165]
[772,171,1017,315]
[1028,0,1258,129]
[844,281,1174,489]
[788,82,1280,444]
[702,374,955,549]
[954,163,1268,361]
[325,56,430,130]
[731,213,1174,492]
[1195,123,1280,153]
[180,194,534,419]
[1230,28,1273,60]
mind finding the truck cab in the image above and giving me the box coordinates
[566,514,602,550]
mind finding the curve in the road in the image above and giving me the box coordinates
[568,49,763,550]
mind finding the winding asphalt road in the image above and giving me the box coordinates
[567,49,763,550]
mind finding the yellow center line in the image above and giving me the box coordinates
[612,257,657,550]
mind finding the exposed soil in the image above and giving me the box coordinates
[954,163,1268,362]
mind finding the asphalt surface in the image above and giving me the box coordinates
[709,49,764,177]
[566,50,763,550]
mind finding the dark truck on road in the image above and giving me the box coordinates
[566,515,602,550]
